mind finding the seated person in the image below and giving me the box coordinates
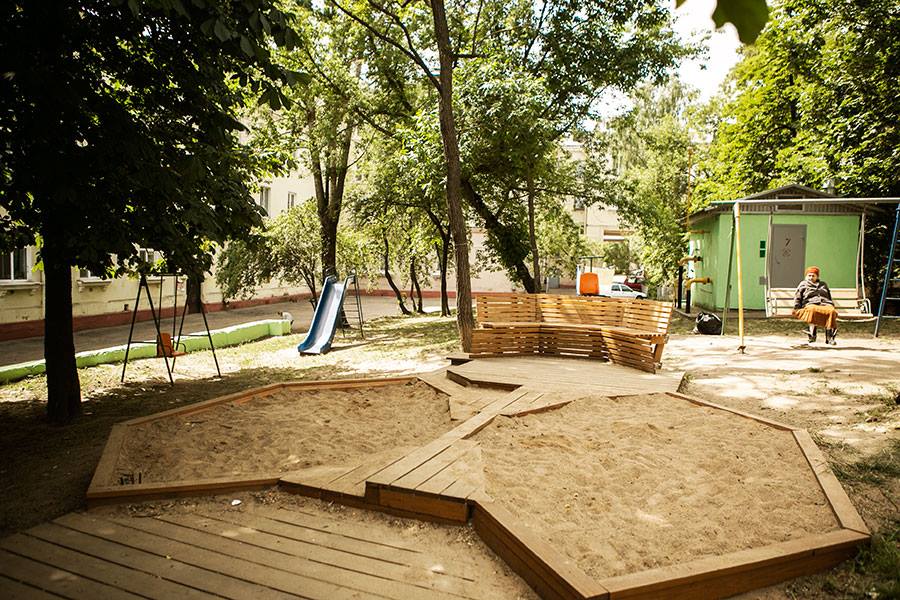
[793,266,838,345]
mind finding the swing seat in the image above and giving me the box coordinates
[156,332,187,358]
[766,288,873,320]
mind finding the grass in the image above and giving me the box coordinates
[831,440,900,488]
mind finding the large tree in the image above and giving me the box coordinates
[698,0,900,291]
[0,1,300,423]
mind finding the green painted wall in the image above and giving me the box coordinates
[688,213,860,310]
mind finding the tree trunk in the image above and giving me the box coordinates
[526,173,542,293]
[461,178,537,292]
[43,253,81,423]
[436,239,450,317]
[307,102,353,282]
[320,216,339,280]
[410,257,425,313]
[431,0,474,350]
[384,236,411,315]
[185,270,203,314]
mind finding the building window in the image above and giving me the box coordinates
[573,198,585,211]
[0,248,29,281]
[138,248,159,265]
[258,186,271,216]
[287,192,296,210]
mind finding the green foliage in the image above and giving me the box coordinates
[601,241,640,275]
[216,199,375,301]
[699,0,900,291]
[587,80,708,284]
[706,0,770,44]
[0,1,301,273]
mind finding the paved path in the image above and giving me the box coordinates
[0,296,451,368]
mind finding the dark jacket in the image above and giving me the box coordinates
[794,279,834,309]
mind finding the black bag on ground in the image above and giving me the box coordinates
[695,311,722,335]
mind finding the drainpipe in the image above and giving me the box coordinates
[683,277,712,314]
[678,256,703,308]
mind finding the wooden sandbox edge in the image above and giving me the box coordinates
[793,430,870,535]
[122,376,417,427]
[87,376,420,501]
[86,473,282,507]
[472,499,608,600]
[665,391,801,431]
[121,383,288,426]
[87,423,129,496]
[596,528,869,600]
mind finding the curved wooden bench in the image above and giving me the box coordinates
[470,294,673,373]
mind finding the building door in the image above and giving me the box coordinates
[769,224,807,288]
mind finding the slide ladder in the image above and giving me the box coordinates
[340,272,365,339]
[874,203,900,337]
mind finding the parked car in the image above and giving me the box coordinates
[601,282,646,299]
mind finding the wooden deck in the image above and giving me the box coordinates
[446,355,685,395]
[0,505,527,600]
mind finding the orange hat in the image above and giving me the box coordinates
[805,266,820,276]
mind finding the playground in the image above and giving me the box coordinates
[0,298,897,598]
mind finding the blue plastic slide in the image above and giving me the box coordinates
[297,275,350,355]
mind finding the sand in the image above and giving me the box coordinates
[474,393,841,580]
[113,381,451,484]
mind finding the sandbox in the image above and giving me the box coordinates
[88,378,453,501]
[473,393,840,580]
[112,380,449,485]
[86,360,870,600]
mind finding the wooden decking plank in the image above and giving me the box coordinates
[124,513,459,600]
[367,438,459,487]
[393,441,476,490]
[325,446,419,495]
[164,511,492,599]
[0,547,142,600]
[416,447,485,498]
[196,508,481,585]
[0,575,63,600]
[54,513,315,599]
[245,506,423,557]
[441,469,485,500]
[2,532,216,600]
[27,521,275,600]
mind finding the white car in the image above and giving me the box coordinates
[602,283,646,299]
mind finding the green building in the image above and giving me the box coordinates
[685,185,868,313]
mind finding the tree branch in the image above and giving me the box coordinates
[331,0,441,93]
